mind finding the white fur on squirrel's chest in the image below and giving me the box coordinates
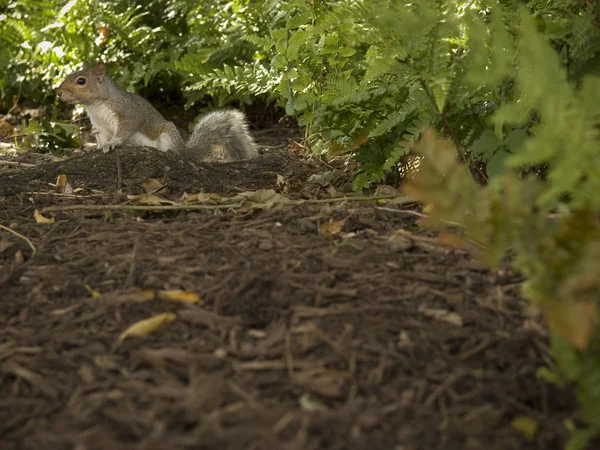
[84,103,169,150]
[85,103,119,137]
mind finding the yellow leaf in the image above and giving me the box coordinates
[422,203,435,214]
[55,174,68,188]
[319,216,349,237]
[84,284,102,298]
[141,290,156,300]
[118,312,176,342]
[157,290,202,304]
[511,416,538,441]
[33,209,55,224]
[127,193,177,206]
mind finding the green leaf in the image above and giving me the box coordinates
[504,129,529,154]
[486,149,509,180]
[471,129,503,158]
[272,54,288,70]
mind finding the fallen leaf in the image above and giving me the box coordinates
[142,178,166,194]
[319,217,348,237]
[275,173,290,193]
[387,234,413,251]
[51,304,83,315]
[437,232,470,250]
[397,330,413,348]
[84,285,102,298]
[418,306,463,326]
[374,185,400,196]
[33,209,55,224]
[14,250,25,263]
[298,393,328,412]
[307,171,337,187]
[422,203,435,214]
[183,192,222,203]
[118,312,176,342]
[55,174,68,188]
[155,290,202,304]
[233,189,291,209]
[511,416,538,441]
[127,193,178,206]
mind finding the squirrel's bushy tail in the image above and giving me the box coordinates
[184,109,258,162]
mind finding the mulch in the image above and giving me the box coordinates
[0,129,581,450]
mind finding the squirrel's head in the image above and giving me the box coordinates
[56,61,108,105]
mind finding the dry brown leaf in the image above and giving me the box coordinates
[437,232,470,250]
[298,393,328,412]
[127,193,178,206]
[182,192,222,204]
[233,189,291,209]
[418,306,463,326]
[319,217,348,237]
[387,234,413,251]
[141,290,156,300]
[14,249,25,263]
[0,119,14,139]
[374,185,400,196]
[118,312,176,342]
[142,178,166,194]
[55,174,68,188]
[275,173,290,193]
[33,209,55,224]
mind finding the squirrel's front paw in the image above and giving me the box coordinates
[102,139,123,153]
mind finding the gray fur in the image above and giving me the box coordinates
[57,63,257,162]
[184,110,259,162]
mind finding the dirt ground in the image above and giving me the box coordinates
[0,129,581,450]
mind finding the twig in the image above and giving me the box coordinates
[115,150,123,188]
[39,194,409,214]
[0,224,37,258]
[41,202,245,213]
[0,161,36,168]
[376,206,465,227]
[24,192,111,198]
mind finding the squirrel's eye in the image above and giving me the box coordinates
[76,77,87,86]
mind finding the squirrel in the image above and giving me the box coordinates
[55,61,258,162]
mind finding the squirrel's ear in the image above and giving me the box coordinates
[94,63,107,83]
[82,61,91,70]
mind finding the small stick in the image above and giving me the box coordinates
[40,195,411,214]
[0,224,37,257]
[41,202,245,213]
[115,149,123,188]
